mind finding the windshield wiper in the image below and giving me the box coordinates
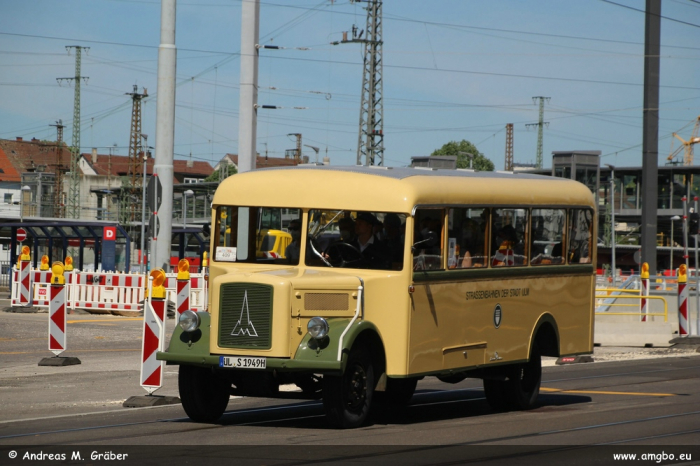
[311,210,345,241]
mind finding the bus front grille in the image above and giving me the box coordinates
[218,283,273,349]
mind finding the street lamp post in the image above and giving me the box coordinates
[458,152,474,169]
[20,185,31,222]
[183,189,194,253]
[605,164,616,285]
[140,134,148,273]
[671,215,681,272]
[304,145,320,164]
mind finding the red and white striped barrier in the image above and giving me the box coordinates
[165,274,206,311]
[140,275,166,393]
[678,266,689,336]
[15,261,32,306]
[176,279,190,316]
[71,272,145,313]
[640,262,649,322]
[48,283,67,355]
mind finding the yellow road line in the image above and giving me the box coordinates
[67,318,142,323]
[541,387,676,397]
[0,348,141,355]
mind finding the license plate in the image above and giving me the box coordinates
[219,356,266,369]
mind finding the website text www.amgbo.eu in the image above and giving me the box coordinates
[614,451,693,463]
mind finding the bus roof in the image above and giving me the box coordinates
[213,165,595,212]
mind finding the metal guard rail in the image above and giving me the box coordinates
[594,293,668,322]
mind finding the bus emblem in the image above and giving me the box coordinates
[493,304,502,329]
[231,291,258,337]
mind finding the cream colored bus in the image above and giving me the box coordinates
[158,166,596,429]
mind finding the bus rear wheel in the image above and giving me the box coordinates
[507,344,541,410]
[322,347,374,428]
[483,345,541,411]
[179,365,231,423]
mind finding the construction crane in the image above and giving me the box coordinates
[667,115,700,165]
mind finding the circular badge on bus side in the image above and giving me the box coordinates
[494,304,502,329]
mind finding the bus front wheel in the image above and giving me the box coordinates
[322,347,374,428]
[179,365,231,423]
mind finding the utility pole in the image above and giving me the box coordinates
[286,133,302,163]
[641,0,661,275]
[57,46,89,219]
[504,123,514,171]
[526,96,549,169]
[123,85,148,228]
[334,0,383,166]
[237,0,260,173]
[152,0,177,271]
[50,120,65,218]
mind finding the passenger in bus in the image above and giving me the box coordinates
[352,212,390,269]
[286,219,302,264]
[338,216,356,243]
[492,225,517,266]
[383,213,404,265]
[459,218,484,268]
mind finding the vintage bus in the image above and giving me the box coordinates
[158,165,596,428]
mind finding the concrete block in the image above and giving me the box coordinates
[38,356,81,366]
[123,395,181,408]
[594,320,677,347]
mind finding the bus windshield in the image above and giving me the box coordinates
[306,209,406,271]
[214,206,301,264]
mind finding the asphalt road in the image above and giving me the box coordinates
[0,308,699,465]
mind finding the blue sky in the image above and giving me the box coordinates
[1,0,699,170]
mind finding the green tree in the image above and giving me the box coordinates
[431,140,494,171]
[205,164,237,182]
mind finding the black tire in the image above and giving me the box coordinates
[505,344,542,410]
[483,378,509,411]
[178,365,231,423]
[375,378,418,406]
[322,347,374,428]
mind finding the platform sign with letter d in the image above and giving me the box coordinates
[102,227,117,271]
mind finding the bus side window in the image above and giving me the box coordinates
[491,208,528,267]
[448,207,488,269]
[530,209,566,266]
[413,209,444,271]
[568,209,593,264]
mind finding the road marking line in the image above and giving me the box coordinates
[0,348,141,355]
[540,387,676,397]
[67,318,142,323]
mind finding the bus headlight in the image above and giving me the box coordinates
[179,310,201,333]
[307,316,329,340]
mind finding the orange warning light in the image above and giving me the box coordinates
[177,259,190,280]
[150,268,166,288]
[641,262,649,280]
[51,261,66,285]
[64,256,74,271]
[21,245,30,260]
[40,255,50,270]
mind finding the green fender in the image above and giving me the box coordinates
[157,312,213,363]
[293,318,380,373]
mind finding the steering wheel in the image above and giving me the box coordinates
[326,242,365,268]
